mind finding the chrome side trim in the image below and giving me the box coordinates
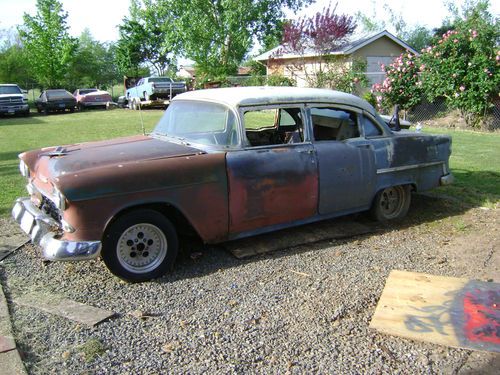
[11,197,101,261]
[377,161,445,174]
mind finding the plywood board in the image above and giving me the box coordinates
[227,218,373,258]
[370,270,499,353]
[16,294,115,327]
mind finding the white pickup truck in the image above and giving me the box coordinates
[0,84,30,117]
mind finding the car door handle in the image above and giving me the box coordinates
[299,149,314,154]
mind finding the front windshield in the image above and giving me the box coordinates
[0,86,22,95]
[153,100,238,147]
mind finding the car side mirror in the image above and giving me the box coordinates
[389,104,401,132]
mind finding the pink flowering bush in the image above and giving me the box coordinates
[371,52,423,112]
[419,4,499,127]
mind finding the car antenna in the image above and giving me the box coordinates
[133,84,146,135]
[138,100,146,135]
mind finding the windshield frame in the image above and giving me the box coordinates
[152,99,242,150]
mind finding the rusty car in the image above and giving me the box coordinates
[12,87,453,281]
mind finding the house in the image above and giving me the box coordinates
[254,30,418,87]
[178,65,196,79]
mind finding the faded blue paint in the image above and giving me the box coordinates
[315,140,376,214]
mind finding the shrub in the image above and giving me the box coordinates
[371,52,423,112]
[419,2,499,127]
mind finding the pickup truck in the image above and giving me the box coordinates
[0,84,30,117]
[125,76,187,106]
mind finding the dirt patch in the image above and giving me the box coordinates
[433,207,499,281]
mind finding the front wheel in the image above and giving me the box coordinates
[370,185,411,221]
[102,209,178,282]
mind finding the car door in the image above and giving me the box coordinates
[226,106,318,235]
[309,105,377,215]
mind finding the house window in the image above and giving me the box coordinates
[366,56,395,85]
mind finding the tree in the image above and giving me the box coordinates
[355,2,433,51]
[272,4,360,89]
[67,30,121,89]
[116,0,180,77]
[419,0,499,127]
[18,0,77,88]
[167,0,314,79]
[0,29,32,86]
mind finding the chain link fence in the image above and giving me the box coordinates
[407,97,500,130]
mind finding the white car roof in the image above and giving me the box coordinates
[173,86,375,114]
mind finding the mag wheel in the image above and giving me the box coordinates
[102,209,178,282]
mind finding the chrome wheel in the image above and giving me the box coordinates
[116,223,167,274]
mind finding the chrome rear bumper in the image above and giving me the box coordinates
[11,197,101,261]
[440,173,454,186]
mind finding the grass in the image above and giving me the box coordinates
[0,109,163,216]
[421,127,500,207]
[0,111,498,216]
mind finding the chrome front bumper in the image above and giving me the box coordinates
[11,197,101,261]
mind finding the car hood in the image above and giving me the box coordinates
[0,93,23,99]
[20,136,203,182]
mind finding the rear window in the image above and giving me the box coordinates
[79,89,98,95]
[149,78,173,83]
[46,90,73,99]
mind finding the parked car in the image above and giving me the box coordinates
[73,88,112,110]
[12,87,453,281]
[35,89,77,114]
[0,84,29,117]
[125,76,187,103]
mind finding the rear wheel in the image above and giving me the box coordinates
[371,185,411,221]
[102,209,178,282]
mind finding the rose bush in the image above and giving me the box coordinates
[371,52,422,112]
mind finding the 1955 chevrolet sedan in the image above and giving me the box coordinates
[12,87,453,281]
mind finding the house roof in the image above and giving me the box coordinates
[254,30,418,61]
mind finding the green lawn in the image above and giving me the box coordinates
[421,127,500,207]
[0,109,163,216]
[0,112,498,216]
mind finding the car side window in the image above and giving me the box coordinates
[311,107,359,141]
[243,107,304,147]
[361,115,383,137]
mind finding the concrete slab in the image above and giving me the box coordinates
[0,284,27,374]
[15,295,115,327]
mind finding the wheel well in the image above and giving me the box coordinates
[106,203,200,239]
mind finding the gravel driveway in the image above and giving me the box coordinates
[0,194,498,374]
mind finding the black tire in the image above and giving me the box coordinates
[43,107,49,115]
[102,209,178,282]
[370,185,411,221]
[37,107,41,113]
[70,107,75,113]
